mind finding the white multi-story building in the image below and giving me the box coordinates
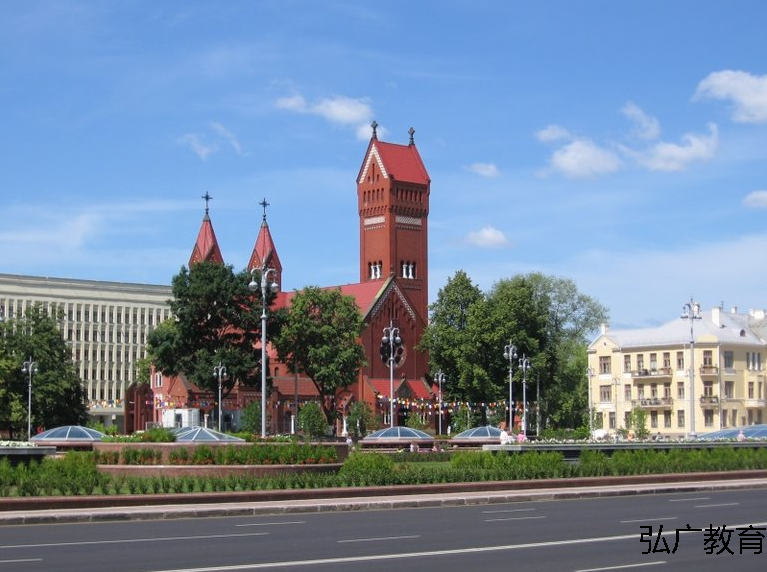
[0,273,171,428]
[588,305,767,438]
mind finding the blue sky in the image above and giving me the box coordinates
[2,1,767,330]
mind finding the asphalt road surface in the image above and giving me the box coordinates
[2,488,766,572]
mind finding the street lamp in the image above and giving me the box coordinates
[381,321,403,428]
[681,297,702,439]
[434,370,446,435]
[249,266,278,438]
[587,367,595,438]
[213,362,227,432]
[21,357,38,439]
[503,342,517,431]
[518,355,530,437]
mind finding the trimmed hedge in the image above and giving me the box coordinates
[3,447,767,497]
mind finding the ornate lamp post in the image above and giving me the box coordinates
[503,342,517,431]
[434,370,446,435]
[381,321,403,428]
[21,357,38,439]
[249,266,278,438]
[213,362,227,432]
[681,297,702,439]
[518,355,530,437]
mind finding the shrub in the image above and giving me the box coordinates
[338,452,394,486]
[299,402,328,440]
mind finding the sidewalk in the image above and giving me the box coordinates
[3,474,767,525]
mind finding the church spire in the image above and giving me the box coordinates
[189,193,224,266]
[248,197,282,289]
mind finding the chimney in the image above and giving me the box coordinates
[712,306,721,327]
[600,323,608,335]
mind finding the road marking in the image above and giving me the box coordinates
[619,517,678,524]
[485,516,547,522]
[338,535,420,543]
[139,522,767,571]
[0,532,268,550]
[135,531,660,571]
[574,561,667,572]
[694,502,740,509]
[483,508,537,514]
[0,559,43,564]
[235,521,306,527]
[669,497,710,502]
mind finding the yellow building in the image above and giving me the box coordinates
[587,305,767,439]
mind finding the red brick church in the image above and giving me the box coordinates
[127,124,438,435]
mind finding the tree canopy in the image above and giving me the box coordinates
[147,261,280,395]
[0,305,87,439]
[272,286,366,424]
[424,270,608,431]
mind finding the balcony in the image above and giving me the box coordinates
[699,365,719,377]
[632,368,673,379]
[632,397,673,409]
[744,399,767,409]
[699,395,720,408]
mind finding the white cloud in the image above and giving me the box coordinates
[635,123,718,172]
[275,94,308,112]
[276,93,375,139]
[536,124,571,142]
[177,133,217,160]
[621,101,661,140]
[744,190,767,209]
[210,122,245,156]
[464,226,510,248]
[695,70,767,123]
[467,162,501,178]
[549,139,622,179]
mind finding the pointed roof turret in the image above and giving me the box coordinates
[247,198,282,289]
[189,192,224,266]
[357,124,430,186]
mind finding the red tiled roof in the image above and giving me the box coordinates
[248,220,282,272]
[272,377,319,397]
[373,141,430,185]
[367,378,400,397]
[408,378,433,400]
[189,216,224,266]
[272,279,387,316]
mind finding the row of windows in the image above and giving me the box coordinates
[597,408,764,431]
[0,298,170,326]
[599,350,765,374]
[598,380,765,402]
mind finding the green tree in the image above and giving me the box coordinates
[272,286,366,425]
[298,401,328,440]
[240,400,262,434]
[423,271,608,433]
[345,400,376,439]
[0,305,87,439]
[147,261,275,396]
[419,270,483,400]
[525,273,608,430]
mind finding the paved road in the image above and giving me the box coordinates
[2,487,767,572]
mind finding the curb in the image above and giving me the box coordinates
[3,472,767,525]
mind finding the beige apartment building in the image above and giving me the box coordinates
[0,273,171,428]
[588,305,767,438]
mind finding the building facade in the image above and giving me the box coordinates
[145,125,436,434]
[0,273,172,428]
[587,306,767,438]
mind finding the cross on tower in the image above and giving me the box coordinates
[259,198,270,222]
[201,192,213,216]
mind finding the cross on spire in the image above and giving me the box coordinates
[259,198,270,222]
[408,127,415,145]
[371,120,378,140]
[202,192,212,217]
